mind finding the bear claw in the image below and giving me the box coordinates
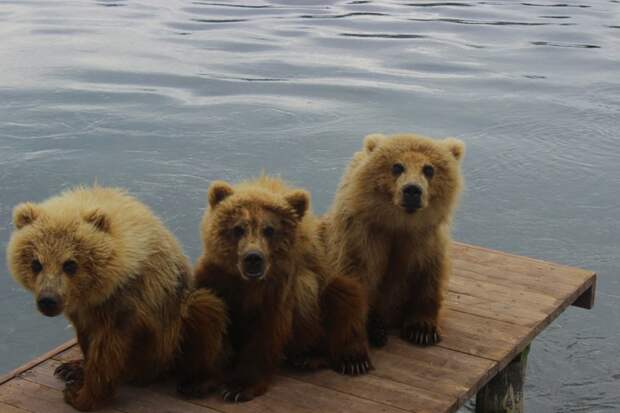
[401,321,441,346]
[54,360,84,383]
[334,354,372,376]
[221,385,254,403]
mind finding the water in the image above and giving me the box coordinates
[0,0,618,410]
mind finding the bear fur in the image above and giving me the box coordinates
[6,186,228,411]
[320,133,464,347]
[194,176,370,403]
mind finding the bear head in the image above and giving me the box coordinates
[202,180,309,281]
[352,133,464,228]
[7,200,120,317]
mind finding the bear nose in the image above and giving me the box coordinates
[37,292,63,317]
[242,251,265,278]
[402,184,423,197]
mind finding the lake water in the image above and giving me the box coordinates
[1,0,618,411]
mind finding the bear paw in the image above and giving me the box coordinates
[333,352,372,376]
[54,360,84,383]
[63,382,96,412]
[401,321,441,346]
[367,313,388,348]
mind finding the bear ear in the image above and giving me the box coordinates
[83,209,111,232]
[13,202,40,229]
[285,190,310,220]
[443,138,465,161]
[208,181,234,208]
[363,133,386,153]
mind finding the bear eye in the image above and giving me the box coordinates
[422,164,435,179]
[31,259,43,274]
[63,260,78,276]
[263,226,275,238]
[233,225,245,238]
[392,163,405,176]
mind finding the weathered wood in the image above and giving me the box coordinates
[475,346,530,413]
[0,243,596,413]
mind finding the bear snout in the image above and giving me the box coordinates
[401,184,423,213]
[36,290,63,317]
[241,250,266,279]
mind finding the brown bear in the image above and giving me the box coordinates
[194,176,370,403]
[6,186,228,411]
[320,133,464,348]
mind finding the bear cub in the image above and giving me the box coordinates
[195,176,370,403]
[7,186,228,411]
[321,133,464,348]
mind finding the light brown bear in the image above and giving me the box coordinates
[320,133,464,348]
[7,186,228,411]
[194,176,370,403]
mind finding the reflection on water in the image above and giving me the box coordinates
[0,0,618,411]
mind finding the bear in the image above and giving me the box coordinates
[320,133,464,348]
[6,186,228,411]
[194,175,370,403]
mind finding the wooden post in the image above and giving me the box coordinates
[476,345,530,413]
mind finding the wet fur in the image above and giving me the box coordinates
[7,186,228,411]
[321,133,464,347]
[194,176,370,403]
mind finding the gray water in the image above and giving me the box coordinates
[1,0,618,411]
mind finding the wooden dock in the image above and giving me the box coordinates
[0,242,596,413]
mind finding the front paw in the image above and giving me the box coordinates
[367,313,388,348]
[332,351,372,376]
[63,382,96,412]
[401,320,441,346]
[54,360,84,383]
[220,380,266,403]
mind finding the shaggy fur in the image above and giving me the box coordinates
[194,176,370,403]
[7,186,228,411]
[320,133,464,347]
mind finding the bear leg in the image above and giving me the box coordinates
[401,265,445,346]
[321,276,372,376]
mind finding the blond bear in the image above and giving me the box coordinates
[321,133,464,347]
[7,186,228,411]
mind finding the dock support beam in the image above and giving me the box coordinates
[475,345,530,413]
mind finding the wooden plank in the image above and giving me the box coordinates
[0,339,77,386]
[154,375,410,413]
[51,346,81,363]
[452,262,577,299]
[438,309,530,361]
[21,359,220,413]
[452,242,593,285]
[284,368,456,413]
[0,378,120,413]
[0,401,32,413]
[446,291,546,327]
[448,274,559,312]
[370,339,496,405]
